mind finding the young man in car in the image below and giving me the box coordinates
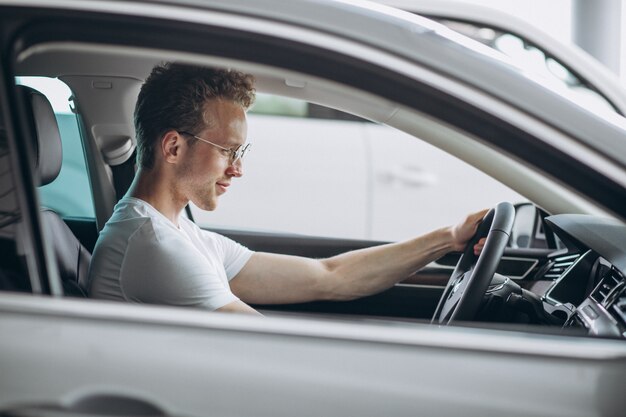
[88,62,487,315]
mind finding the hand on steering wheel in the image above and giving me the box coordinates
[431,202,515,324]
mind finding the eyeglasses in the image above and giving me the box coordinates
[179,131,252,164]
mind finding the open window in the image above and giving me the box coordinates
[193,94,525,242]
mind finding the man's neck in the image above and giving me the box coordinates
[126,168,187,226]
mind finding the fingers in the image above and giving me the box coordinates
[471,208,489,224]
[473,237,487,255]
[450,208,490,253]
[470,209,489,255]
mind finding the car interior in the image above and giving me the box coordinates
[18,84,91,297]
[1,12,625,340]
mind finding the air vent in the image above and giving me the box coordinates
[612,293,626,326]
[591,269,625,306]
[543,253,580,280]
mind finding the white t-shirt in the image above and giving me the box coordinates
[88,197,253,310]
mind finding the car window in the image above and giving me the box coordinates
[15,77,94,218]
[191,104,370,239]
[191,96,526,241]
[0,111,31,293]
[433,18,617,115]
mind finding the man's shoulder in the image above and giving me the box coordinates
[179,217,232,246]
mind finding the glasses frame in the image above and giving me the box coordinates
[179,131,251,164]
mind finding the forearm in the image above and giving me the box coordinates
[230,209,486,305]
[320,226,455,300]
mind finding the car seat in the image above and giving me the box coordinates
[19,85,91,297]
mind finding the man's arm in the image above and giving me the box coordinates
[230,209,488,305]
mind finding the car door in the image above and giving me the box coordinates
[2,70,614,417]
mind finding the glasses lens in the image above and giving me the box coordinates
[233,143,251,163]
[241,143,251,159]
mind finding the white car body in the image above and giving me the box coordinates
[1,1,626,417]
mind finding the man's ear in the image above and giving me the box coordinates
[161,130,183,163]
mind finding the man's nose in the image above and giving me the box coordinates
[226,158,243,177]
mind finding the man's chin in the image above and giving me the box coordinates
[191,198,218,212]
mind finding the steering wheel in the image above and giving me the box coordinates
[431,202,515,324]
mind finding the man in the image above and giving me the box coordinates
[88,62,487,315]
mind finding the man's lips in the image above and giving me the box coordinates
[216,181,230,193]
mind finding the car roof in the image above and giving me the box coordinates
[11,0,626,163]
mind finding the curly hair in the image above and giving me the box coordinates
[134,62,256,169]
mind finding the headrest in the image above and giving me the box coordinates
[18,85,63,186]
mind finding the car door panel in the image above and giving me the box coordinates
[1,295,624,417]
[257,285,442,319]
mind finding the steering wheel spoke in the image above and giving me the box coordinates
[438,271,471,320]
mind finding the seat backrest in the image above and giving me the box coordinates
[19,85,91,297]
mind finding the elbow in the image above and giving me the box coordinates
[317,259,363,302]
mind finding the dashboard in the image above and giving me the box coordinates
[544,215,626,338]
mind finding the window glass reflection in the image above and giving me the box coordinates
[437,19,617,115]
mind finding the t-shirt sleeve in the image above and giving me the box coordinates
[120,222,238,310]
[210,232,254,280]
